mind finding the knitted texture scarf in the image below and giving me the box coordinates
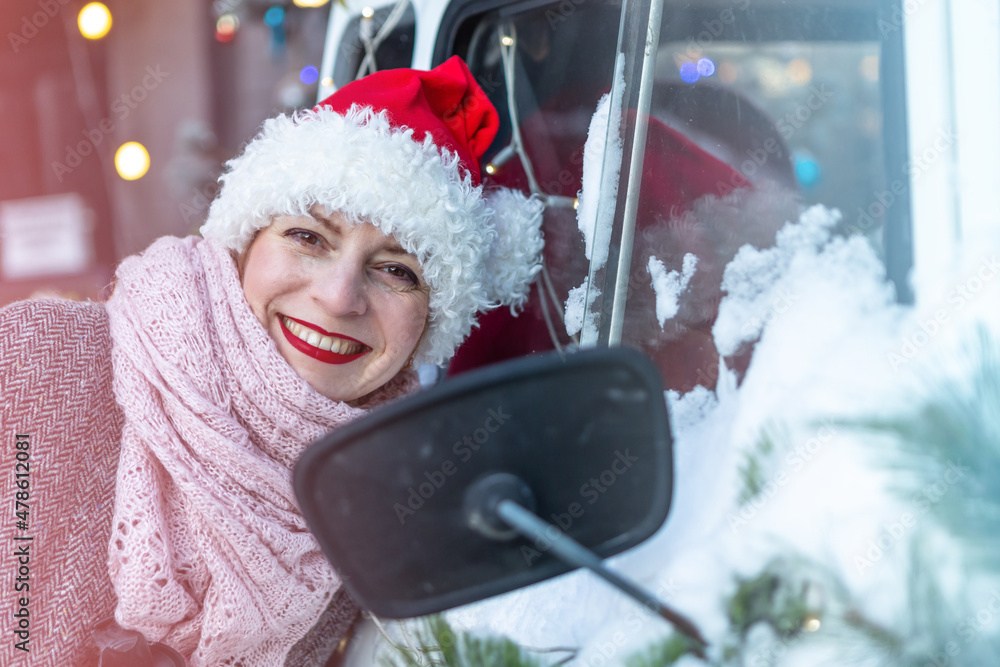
[104,235,417,666]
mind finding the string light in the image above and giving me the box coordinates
[488,145,516,171]
[354,0,410,79]
[501,35,514,46]
[804,617,821,632]
[78,2,112,40]
[115,142,150,181]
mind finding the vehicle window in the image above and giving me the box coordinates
[446,0,908,393]
[332,2,416,88]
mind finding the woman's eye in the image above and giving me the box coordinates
[287,229,322,247]
[381,264,419,285]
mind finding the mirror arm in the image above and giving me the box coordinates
[495,500,708,653]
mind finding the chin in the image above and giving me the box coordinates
[299,371,359,403]
[298,364,386,404]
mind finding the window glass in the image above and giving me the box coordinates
[654,31,885,250]
[333,3,416,88]
[449,0,905,394]
[446,3,621,376]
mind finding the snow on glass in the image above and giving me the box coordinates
[648,253,698,328]
[564,55,626,338]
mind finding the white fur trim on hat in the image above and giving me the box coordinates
[483,189,545,309]
[200,105,544,365]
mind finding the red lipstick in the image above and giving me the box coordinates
[279,315,368,365]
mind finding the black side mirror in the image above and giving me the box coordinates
[294,347,704,645]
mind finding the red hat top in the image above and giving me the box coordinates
[315,56,499,186]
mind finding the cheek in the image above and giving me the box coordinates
[242,268,270,323]
[378,294,429,351]
[242,246,297,322]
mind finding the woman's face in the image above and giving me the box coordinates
[240,208,429,403]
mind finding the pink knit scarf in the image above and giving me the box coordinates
[104,236,417,665]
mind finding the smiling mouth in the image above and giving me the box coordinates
[279,315,369,364]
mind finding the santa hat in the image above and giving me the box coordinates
[200,56,544,365]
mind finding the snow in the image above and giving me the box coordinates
[575,55,626,267]
[563,280,598,338]
[425,205,1000,666]
[648,253,698,327]
[711,204,894,358]
[563,55,626,338]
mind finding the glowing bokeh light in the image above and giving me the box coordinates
[115,142,150,181]
[264,6,286,27]
[300,66,319,85]
[786,58,813,85]
[361,7,375,18]
[215,14,239,43]
[697,57,716,77]
[858,107,881,135]
[794,154,821,188]
[293,0,331,6]
[717,61,739,84]
[679,62,700,84]
[78,3,112,40]
[860,55,880,82]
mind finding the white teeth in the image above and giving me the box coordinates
[281,316,363,355]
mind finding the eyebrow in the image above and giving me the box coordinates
[308,212,411,256]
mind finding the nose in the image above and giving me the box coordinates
[310,256,368,317]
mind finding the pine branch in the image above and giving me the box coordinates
[624,633,702,667]
[379,616,545,667]
[737,425,786,506]
[846,326,1000,566]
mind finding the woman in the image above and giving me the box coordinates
[0,56,543,666]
